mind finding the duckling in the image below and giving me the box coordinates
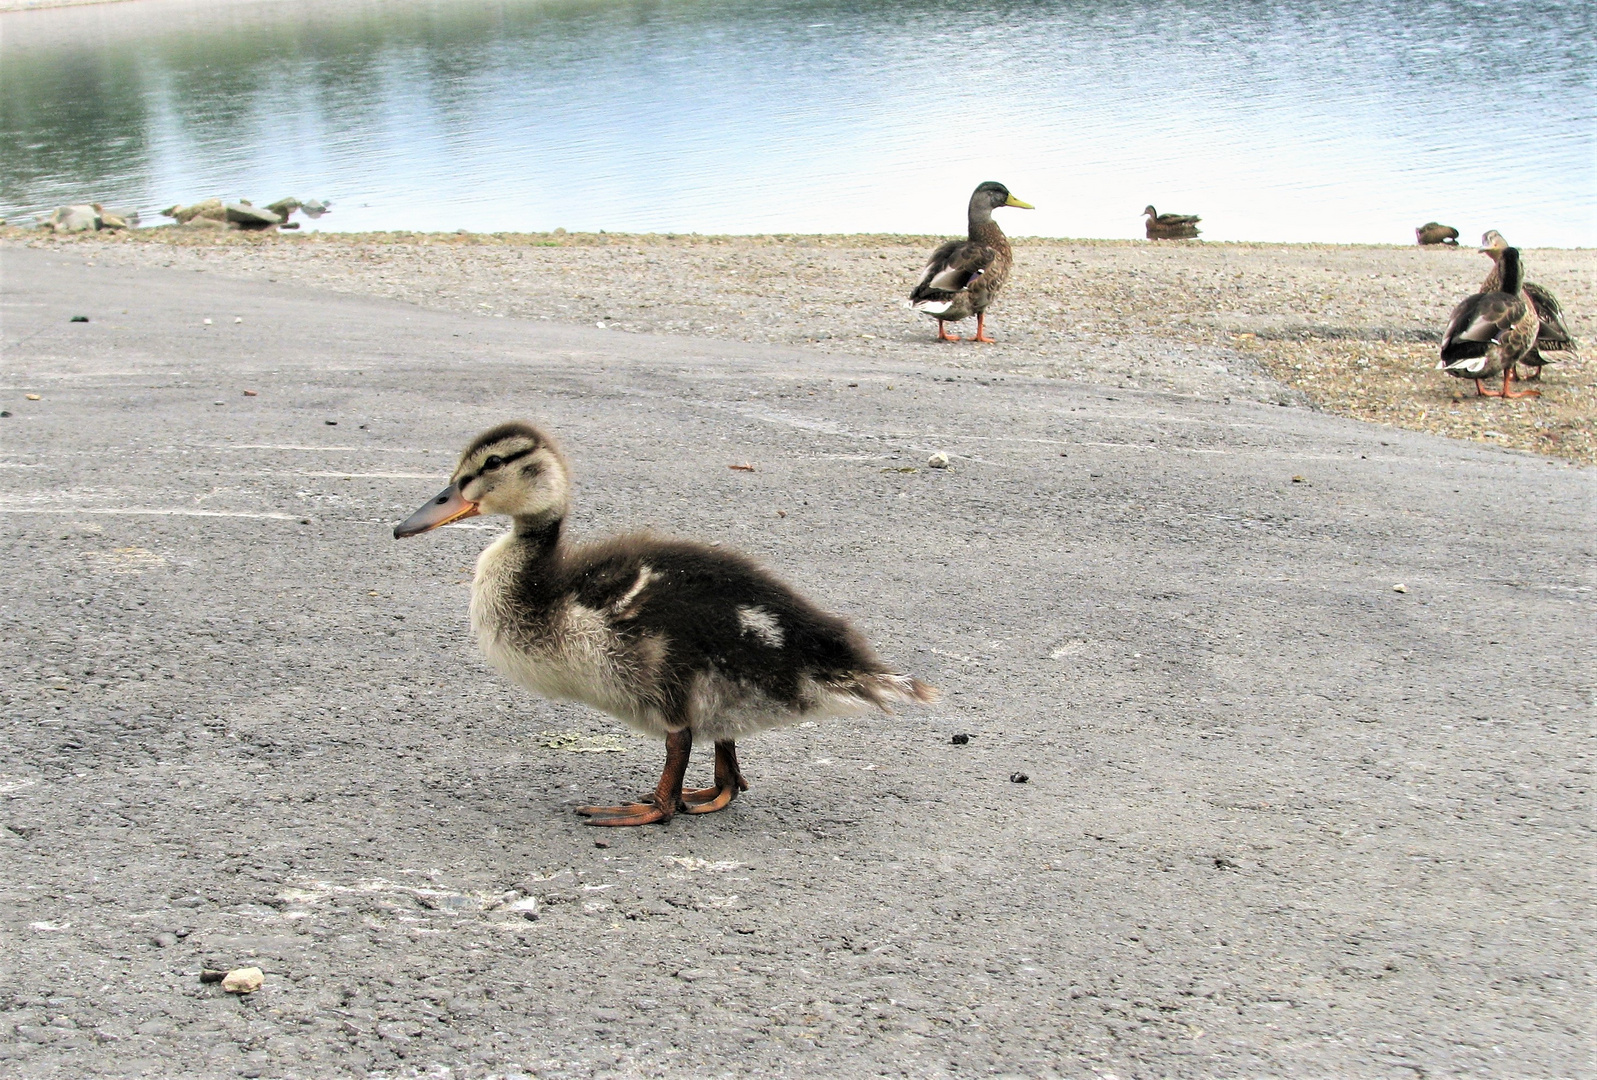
[395,423,939,826]
[1438,245,1540,398]
[910,181,1033,343]
[1416,222,1460,246]
[1143,206,1200,240]
[1478,231,1576,380]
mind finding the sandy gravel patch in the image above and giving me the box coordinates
[8,227,1591,463]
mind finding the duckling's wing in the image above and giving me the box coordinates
[576,541,918,717]
[910,240,995,303]
[1439,292,1523,369]
[1525,282,1575,350]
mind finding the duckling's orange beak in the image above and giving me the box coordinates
[394,483,480,538]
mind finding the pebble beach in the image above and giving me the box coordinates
[7,227,1591,464]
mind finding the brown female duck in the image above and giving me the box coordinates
[1479,230,1576,380]
[1144,206,1200,239]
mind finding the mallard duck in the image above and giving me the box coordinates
[1479,230,1576,380]
[1438,246,1541,398]
[1416,222,1460,246]
[394,423,939,826]
[910,181,1033,342]
[1144,206,1200,240]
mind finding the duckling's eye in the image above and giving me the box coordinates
[483,455,505,471]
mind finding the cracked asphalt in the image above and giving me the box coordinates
[0,248,1590,1079]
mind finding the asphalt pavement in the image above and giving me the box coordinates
[1,248,1589,1079]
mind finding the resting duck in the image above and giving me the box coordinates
[1438,245,1541,398]
[910,181,1033,342]
[1479,230,1576,380]
[395,423,938,826]
[1416,222,1460,246]
[1144,205,1200,240]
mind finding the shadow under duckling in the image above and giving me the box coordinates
[395,422,938,826]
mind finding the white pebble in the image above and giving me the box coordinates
[927,452,950,469]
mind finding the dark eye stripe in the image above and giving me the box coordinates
[464,446,535,486]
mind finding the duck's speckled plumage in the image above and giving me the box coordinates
[910,181,1032,342]
[1478,231,1576,378]
[1439,246,1541,398]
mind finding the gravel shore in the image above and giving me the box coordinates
[8,227,1591,463]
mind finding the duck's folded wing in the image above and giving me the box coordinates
[1525,282,1574,349]
[1156,213,1201,226]
[910,240,994,303]
[1439,292,1523,368]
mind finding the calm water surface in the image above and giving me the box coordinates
[1,0,1592,243]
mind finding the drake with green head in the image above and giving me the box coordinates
[910,181,1033,343]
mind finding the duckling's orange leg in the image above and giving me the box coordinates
[684,740,749,814]
[577,728,692,826]
[936,320,961,342]
[970,313,995,344]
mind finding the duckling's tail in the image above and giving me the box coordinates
[863,672,942,709]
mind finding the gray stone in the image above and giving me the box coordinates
[49,205,99,233]
[299,198,330,217]
[224,202,282,228]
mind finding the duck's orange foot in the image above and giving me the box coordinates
[576,799,677,827]
[682,784,739,814]
[936,325,961,342]
[970,332,996,343]
[969,314,995,343]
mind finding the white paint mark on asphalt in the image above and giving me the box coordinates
[209,444,436,453]
[301,472,443,479]
[10,508,301,520]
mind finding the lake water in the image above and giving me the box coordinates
[1,0,1592,244]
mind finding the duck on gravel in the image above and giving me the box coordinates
[1438,245,1541,399]
[1415,222,1460,246]
[1143,205,1201,240]
[394,423,938,826]
[909,181,1033,343]
[1478,230,1576,381]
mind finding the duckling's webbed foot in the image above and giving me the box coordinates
[684,740,749,815]
[577,728,692,827]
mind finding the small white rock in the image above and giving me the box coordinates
[234,317,242,324]
[202,318,212,325]
[1392,584,1407,594]
[927,452,950,469]
[221,967,263,994]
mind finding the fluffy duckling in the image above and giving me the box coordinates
[1144,206,1200,240]
[1415,222,1460,246]
[1438,245,1541,398]
[395,423,938,826]
[910,181,1033,343]
[1479,230,1576,380]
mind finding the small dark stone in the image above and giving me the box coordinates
[1009,772,1029,784]
[1213,856,1240,870]
[70,315,89,323]
[950,733,970,745]
[594,840,609,849]
[299,519,311,525]
[0,411,10,418]
[198,969,227,983]
[324,420,337,426]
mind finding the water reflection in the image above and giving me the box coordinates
[1,0,1591,243]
